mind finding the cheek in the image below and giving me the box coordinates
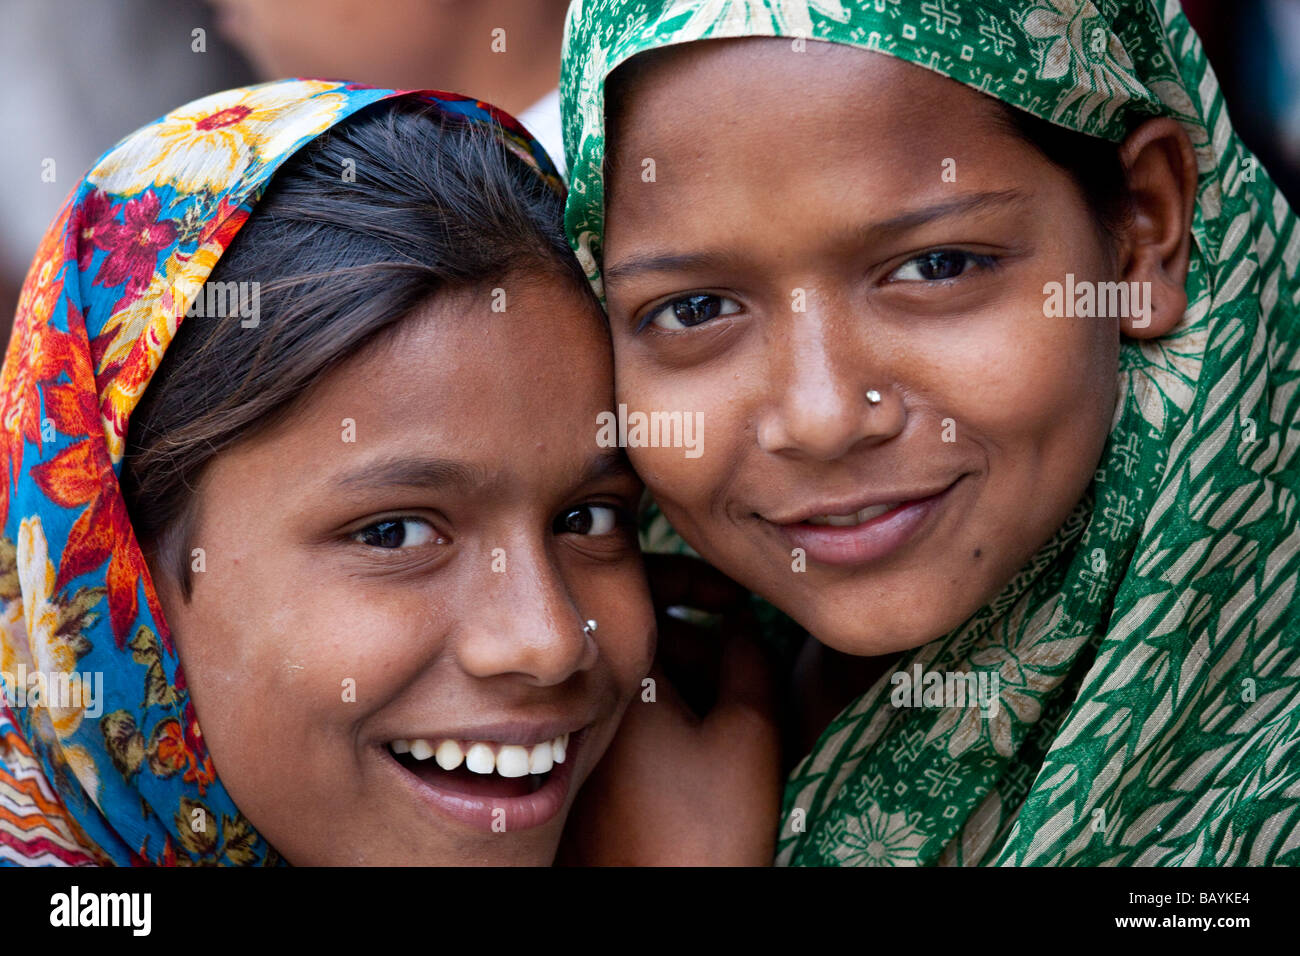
[599,622,655,696]
[905,275,1118,457]
[616,352,747,512]
[914,310,1117,553]
[168,567,441,861]
[965,331,1111,436]
[629,443,720,517]
[579,565,656,687]
[170,554,420,769]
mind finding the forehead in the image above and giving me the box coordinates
[607,36,1013,172]
[623,34,1008,112]
[603,38,1034,238]
[253,276,615,469]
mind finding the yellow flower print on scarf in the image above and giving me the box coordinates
[88,80,347,198]
[1,518,105,803]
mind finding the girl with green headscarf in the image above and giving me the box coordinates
[559,0,1300,865]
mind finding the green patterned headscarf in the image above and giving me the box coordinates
[561,0,1300,865]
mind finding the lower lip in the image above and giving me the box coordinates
[384,731,584,833]
[775,481,960,567]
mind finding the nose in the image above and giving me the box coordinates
[756,300,904,460]
[453,541,598,687]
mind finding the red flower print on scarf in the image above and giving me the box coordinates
[172,669,216,795]
[93,191,177,299]
[75,190,118,271]
[28,439,164,648]
[0,306,85,526]
[200,196,251,248]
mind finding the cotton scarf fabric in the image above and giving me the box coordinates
[0,80,562,866]
[561,0,1300,865]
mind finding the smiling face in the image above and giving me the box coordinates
[601,38,1123,656]
[153,274,654,865]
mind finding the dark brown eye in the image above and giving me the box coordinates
[644,293,741,331]
[891,250,997,282]
[915,251,968,280]
[553,505,620,536]
[675,295,723,325]
[353,518,437,549]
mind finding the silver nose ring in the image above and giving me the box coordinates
[865,389,883,406]
[583,619,598,638]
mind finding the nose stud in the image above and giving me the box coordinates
[583,619,598,638]
[865,389,883,406]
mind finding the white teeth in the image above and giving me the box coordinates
[528,742,554,774]
[391,732,575,777]
[496,745,531,778]
[465,742,496,775]
[434,739,464,771]
[409,739,434,761]
[806,503,898,527]
[857,503,895,522]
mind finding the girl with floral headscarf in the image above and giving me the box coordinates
[559,0,1300,865]
[0,79,656,865]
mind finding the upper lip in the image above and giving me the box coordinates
[384,717,591,748]
[764,478,962,526]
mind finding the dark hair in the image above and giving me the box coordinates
[603,44,1133,252]
[991,100,1134,251]
[121,98,588,597]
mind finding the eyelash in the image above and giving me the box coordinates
[634,249,1001,333]
[351,517,443,551]
[637,293,742,333]
[552,503,635,537]
[350,502,635,551]
[886,249,1000,284]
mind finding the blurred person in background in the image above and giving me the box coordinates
[1,0,572,343]
[206,0,571,175]
[0,0,252,346]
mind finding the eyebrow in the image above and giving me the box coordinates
[602,189,1029,283]
[603,250,744,284]
[336,456,491,494]
[575,449,639,487]
[861,188,1029,240]
[332,450,636,495]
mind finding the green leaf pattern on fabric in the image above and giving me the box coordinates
[562,0,1300,865]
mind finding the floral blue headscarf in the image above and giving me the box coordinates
[0,79,561,865]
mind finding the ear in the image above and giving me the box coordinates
[1114,117,1198,339]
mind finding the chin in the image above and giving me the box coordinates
[408,837,560,868]
[811,615,936,657]
[784,584,974,658]
[303,828,563,866]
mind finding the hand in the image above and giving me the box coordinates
[557,554,781,866]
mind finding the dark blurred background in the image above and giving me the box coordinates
[0,0,573,337]
[1,0,1296,334]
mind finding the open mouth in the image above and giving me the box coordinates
[388,733,572,801]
